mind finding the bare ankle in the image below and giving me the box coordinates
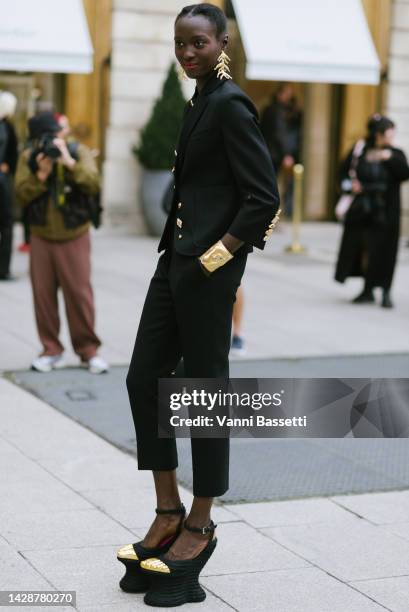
[185,513,211,527]
[156,498,182,510]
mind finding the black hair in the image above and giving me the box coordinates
[175,3,227,39]
[366,114,395,147]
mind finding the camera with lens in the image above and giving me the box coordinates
[37,133,61,159]
[28,131,61,174]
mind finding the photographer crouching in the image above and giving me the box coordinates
[15,111,109,374]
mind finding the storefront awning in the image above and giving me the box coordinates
[0,0,93,74]
[232,0,380,84]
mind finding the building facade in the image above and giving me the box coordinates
[102,0,409,234]
[102,0,195,229]
[1,1,408,234]
[386,0,409,233]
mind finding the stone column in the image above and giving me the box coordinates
[103,0,194,230]
[386,0,409,234]
[302,83,332,220]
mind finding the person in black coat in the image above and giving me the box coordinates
[260,83,302,171]
[119,4,280,605]
[335,114,409,308]
[260,84,302,216]
[0,91,18,280]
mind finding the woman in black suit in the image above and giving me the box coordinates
[118,4,280,606]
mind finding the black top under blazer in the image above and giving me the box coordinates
[158,70,280,256]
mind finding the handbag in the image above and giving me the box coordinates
[335,139,365,221]
[335,194,353,220]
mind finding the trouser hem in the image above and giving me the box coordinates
[192,486,229,498]
[137,464,178,471]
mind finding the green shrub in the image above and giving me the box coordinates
[134,62,186,170]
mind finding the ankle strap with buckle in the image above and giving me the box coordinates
[155,503,186,515]
[183,519,217,535]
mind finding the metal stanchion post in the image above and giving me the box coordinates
[285,163,306,254]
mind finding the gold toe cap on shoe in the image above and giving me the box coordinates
[117,544,139,560]
[141,558,170,573]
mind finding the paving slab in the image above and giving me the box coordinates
[351,575,409,612]
[36,451,150,493]
[23,545,145,609]
[262,518,409,581]
[0,537,52,592]
[0,479,93,515]
[79,592,234,612]
[332,490,409,524]
[0,450,59,487]
[0,405,114,463]
[380,521,409,543]
[201,522,310,577]
[0,437,23,455]
[202,567,387,612]
[79,599,234,612]
[0,377,114,461]
[2,508,136,552]
[225,498,358,528]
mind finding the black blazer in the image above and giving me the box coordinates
[158,71,280,256]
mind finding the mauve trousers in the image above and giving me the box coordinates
[30,232,101,360]
[126,245,247,497]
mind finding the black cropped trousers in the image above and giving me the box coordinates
[126,244,247,497]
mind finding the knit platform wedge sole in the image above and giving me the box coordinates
[145,574,206,607]
[142,538,217,608]
[117,557,150,593]
[117,504,186,594]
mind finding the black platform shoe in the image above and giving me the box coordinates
[381,290,394,308]
[117,504,185,593]
[352,289,375,304]
[140,519,217,607]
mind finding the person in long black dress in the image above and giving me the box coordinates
[335,114,409,308]
[117,3,280,607]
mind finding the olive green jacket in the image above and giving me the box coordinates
[15,143,100,242]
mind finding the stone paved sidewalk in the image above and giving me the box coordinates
[1,222,409,371]
[1,223,409,610]
[1,377,408,612]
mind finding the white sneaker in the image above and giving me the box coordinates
[31,354,65,373]
[87,355,109,374]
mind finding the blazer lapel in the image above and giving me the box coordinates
[175,95,209,173]
[175,72,227,174]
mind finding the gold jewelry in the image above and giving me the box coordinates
[178,66,188,81]
[199,240,233,273]
[214,50,232,80]
[263,208,282,241]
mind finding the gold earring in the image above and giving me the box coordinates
[178,66,188,81]
[214,49,232,80]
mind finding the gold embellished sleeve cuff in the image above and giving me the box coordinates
[199,240,234,273]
